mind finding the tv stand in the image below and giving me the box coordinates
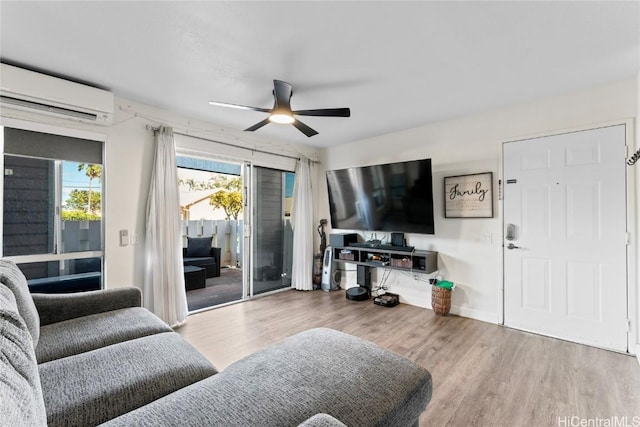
[350,242,415,252]
[333,245,437,274]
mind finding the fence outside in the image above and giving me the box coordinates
[61,220,101,253]
[59,219,243,269]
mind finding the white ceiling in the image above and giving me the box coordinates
[1,1,638,148]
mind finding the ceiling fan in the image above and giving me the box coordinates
[209,79,350,137]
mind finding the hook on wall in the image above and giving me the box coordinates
[628,148,640,166]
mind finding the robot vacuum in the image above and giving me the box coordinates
[346,286,369,301]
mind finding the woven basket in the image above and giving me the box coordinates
[431,286,451,316]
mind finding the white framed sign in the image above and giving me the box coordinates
[444,172,493,218]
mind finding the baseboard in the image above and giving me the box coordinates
[449,305,499,324]
[396,291,499,324]
[398,293,430,309]
[636,344,640,367]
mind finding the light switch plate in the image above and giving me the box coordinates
[119,230,129,246]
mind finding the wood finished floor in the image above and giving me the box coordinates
[176,289,640,427]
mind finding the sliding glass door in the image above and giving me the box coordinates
[251,166,294,295]
[175,152,295,311]
[177,155,245,311]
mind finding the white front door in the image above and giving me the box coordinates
[503,125,628,352]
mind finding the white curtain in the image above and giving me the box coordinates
[291,157,314,291]
[143,126,188,326]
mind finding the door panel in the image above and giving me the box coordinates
[522,186,551,238]
[566,261,601,321]
[521,257,550,311]
[504,125,627,352]
[521,149,551,170]
[566,183,600,239]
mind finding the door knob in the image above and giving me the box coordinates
[506,243,520,250]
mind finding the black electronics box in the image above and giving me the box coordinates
[357,265,371,289]
[329,233,358,248]
[391,232,405,247]
[374,292,399,308]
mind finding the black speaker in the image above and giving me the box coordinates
[357,265,371,290]
[329,233,358,248]
[391,232,405,247]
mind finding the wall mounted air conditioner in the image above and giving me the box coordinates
[0,63,114,125]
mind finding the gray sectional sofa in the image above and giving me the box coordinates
[0,259,432,426]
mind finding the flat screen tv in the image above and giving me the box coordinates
[326,159,435,234]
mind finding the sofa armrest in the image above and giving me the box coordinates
[32,287,142,326]
[298,414,347,427]
[211,247,222,273]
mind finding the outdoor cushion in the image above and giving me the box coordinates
[182,256,215,263]
[186,236,213,257]
[0,259,40,346]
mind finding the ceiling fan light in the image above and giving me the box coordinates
[269,112,295,124]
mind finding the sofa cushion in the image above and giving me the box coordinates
[186,236,213,257]
[0,259,40,347]
[0,284,47,427]
[39,332,217,427]
[36,306,173,363]
[100,328,432,427]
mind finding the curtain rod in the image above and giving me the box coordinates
[145,125,317,163]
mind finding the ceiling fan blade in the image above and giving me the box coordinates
[292,108,351,117]
[292,119,319,137]
[209,100,271,113]
[273,80,293,111]
[245,117,271,132]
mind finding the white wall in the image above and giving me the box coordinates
[636,71,640,359]
[2,75,637,352]
[321,78,638,331]
[1,97,318,290]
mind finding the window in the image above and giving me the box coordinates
[1,127,104,293]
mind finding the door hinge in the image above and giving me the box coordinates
[625,232,631,245]
[627,319,631,333]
